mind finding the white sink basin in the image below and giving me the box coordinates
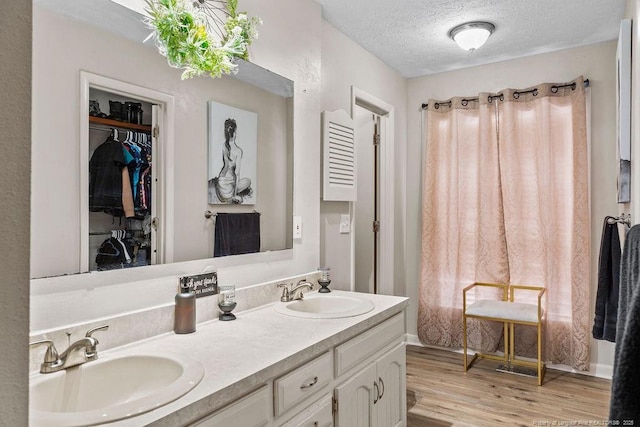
[30,353,204,426]
[274,292,375,319]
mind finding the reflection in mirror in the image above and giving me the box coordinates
[31,0,293,279]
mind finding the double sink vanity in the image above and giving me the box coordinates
[29,287,408,426]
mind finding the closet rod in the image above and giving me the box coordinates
[89,231,112,236]
[89,125,150,133]
[420,78,590,110]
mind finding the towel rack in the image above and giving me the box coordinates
[607,213,631,227]
[204,210,260,219]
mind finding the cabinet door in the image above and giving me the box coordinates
[190,385,270,427]
[334,362,377,427]
[375,343,406,427]
[279,393,333,427]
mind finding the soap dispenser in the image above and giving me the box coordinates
[174,283,196,334]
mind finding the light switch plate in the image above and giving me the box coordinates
[293,216,302,239]
[339,214,351,234]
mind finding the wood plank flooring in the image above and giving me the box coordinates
[406,345,612,427]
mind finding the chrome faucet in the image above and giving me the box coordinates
[30,325,109,374]
[278,280,314,302]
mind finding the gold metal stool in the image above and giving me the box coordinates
[462,283,546,385]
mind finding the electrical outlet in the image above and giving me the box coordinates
[339,214,351,234]
[293,216,302,239]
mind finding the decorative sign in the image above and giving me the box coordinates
[179,272,218,298]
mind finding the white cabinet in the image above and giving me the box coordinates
[190,386,271,427]
[190,311,406,427]
[334,343,406,427]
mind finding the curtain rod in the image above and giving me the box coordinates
[421,78,590,110]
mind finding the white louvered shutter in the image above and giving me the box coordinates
[322,109,357,201]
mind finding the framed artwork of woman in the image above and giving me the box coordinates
[207,101,258,205]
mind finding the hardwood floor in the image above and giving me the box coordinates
[406,345,612,427]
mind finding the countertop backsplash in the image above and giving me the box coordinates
[29,271,320,374]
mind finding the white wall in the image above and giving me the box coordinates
[406,41,619,372]
[30,0,322,331]
[0,2,30,425]
[320,20,408,293]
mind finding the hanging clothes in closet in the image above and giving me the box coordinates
[121,131,152,218]
[89,129,152,219]
[89,128,153,269]
[89,131,128,217]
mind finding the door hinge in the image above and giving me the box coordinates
[153,125,160,138]
[373,133,380,146]
[151,217,159,230]
[372,220,380,233]
[332,397,338,415]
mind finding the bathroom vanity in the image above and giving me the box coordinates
[30,290,408,426]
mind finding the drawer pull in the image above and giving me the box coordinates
[300,376,319,390]
[379,377,385,399]
[373,381,379,404]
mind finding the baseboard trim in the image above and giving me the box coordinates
[405,334,612,380]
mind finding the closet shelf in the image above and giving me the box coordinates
[89,116,152,132]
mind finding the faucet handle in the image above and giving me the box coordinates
[86,324,109,342]
[277,283,291,302]
[30,340,61,370]
[30,340,59,363]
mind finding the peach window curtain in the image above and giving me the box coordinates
[418,76,591,370]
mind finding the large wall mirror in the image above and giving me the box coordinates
[31,0,294,282]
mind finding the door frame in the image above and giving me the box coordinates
[79,71,175,272]
[351,87,394,295]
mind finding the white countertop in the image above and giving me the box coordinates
[88,290,409,426]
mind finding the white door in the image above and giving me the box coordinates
[354,106,379,294]
[335,362,377,427]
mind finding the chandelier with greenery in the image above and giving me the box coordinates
[144,0,262,79]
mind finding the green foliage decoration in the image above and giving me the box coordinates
[144,0,261,79]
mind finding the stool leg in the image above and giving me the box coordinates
[509,322,515,367]
[537,322,543,385]
[463,314,468,372]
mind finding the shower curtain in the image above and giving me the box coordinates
[418,77,591,370]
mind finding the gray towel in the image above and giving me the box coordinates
[609,224,640,423]
[592,217,621,342]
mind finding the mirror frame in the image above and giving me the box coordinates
[30,0,318,333]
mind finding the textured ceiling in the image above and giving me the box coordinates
[316,0,627,78]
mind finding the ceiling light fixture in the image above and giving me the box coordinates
[449,21,495,52]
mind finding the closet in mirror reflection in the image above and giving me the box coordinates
[86,87,160,272]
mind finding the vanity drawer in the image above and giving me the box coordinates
[191,385,270,427]
[278,393,333,427]
[335,312,404,377]
[274,351,333,417]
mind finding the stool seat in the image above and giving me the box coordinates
[466,300,541,323]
